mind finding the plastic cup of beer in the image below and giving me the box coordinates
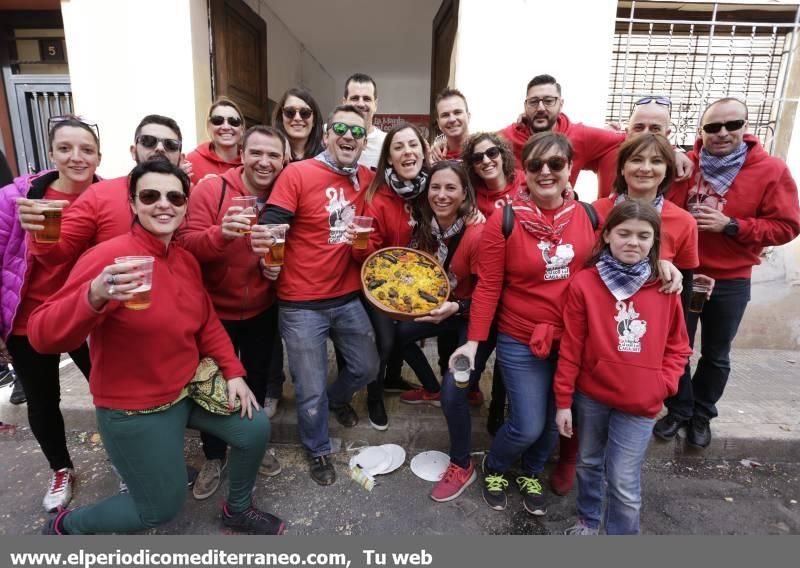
[263,224,286,267]
[689,282,711,314]
[114,256,155,310]
[452,354,471,389]
[688,202,702,217]
[32,199,64,243]
[351,216,373,250]
[232,195,258,234]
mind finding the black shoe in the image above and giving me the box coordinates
[653,413,686,441]
[687,416,711,449]
[222,503,285,535]
[517,475,547,516]
[481,455,508,510]
[42,508,70,535]
[329,403,358,428]
[367,399,388,431]
[9,379,26,405]
[383,377,415,393]
[0,367,14,389]
[310,455,336,486]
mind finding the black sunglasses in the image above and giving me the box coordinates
[137,189,187,207]
[525,156,568,173]
[634,96,672,109]
[282,107,313,120]
[137,135,182,152]
[701,119,746,134]
[209,115,243,127]
[468,146,501,165]
[330,122,367,139]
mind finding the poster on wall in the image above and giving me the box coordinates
[373,114,431,140]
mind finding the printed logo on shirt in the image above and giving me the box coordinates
[538,240,574,281]
[494,194,513,209]
[614,300,647,353]
[325,186,356,244]
[403,202,418,228]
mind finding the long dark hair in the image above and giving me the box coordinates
[271,87,324,161]
[613,133,675,197]
[414,161,476,255]
[587,200,661,281]
[366,122,429,203]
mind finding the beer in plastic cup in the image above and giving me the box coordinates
[232,196,258,234]
[32,199,63,243]
[114,256,155,310]
[263,224,286,267]
[452,354,471,389]
[689,282,711,314]
[688,202,702,217]
[351,216,373,250]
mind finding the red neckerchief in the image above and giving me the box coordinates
[513,187,576,255]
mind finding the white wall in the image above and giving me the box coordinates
[370,75,430,115]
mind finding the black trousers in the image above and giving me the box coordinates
[7,335,91,471]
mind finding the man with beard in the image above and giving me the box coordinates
[431,88,471,163]
[343,73,385,170]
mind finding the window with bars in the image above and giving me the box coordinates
[607,1,800,154]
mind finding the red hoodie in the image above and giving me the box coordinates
[499,113,622,188]
[185,142,241,187]
[28,225,245,411]
[475,170,526,218]
[447,222,482,300]
[176,166,273,320]
[684,135,800,280]
[554,267,692,418]
[353,184,417,263]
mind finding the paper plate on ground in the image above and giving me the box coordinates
[378,444,406,473]
[349,446,392,476]
[410,450,450,482]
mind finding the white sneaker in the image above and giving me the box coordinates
[43,468,74,512]
[259,450,282,477]
[264,397,279,419]
[564,520,600,535]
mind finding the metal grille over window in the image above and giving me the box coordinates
[607,1,800,156]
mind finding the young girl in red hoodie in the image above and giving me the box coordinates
[554,200,691,535]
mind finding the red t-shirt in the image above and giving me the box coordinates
[354,185,416,263]
[267,160,375,301]
[475,170,525,218]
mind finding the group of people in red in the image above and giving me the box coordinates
[0,70,797,536]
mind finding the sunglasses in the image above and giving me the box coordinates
[634,96,672,109]
[525,156,568,173]
[137,189,187,207]
[137,135,182,152]
[209,115,243,127]
[701,119,746,134]
[468,146,501,165]
[282,107,313,120]
[48,115,100,140]
[330,122,367,139]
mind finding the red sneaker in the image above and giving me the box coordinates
[430,461,477,502]
[468,391,484,407]
[400,388,441,407]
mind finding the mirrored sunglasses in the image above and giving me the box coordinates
[330,122,367,139]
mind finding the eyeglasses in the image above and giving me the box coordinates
[137,189,187,207]
[525,96,560,108]
[282,107,313,120]
[701,119,746,134]
[209,115,243,127]
[634,96,672,109]
[329,122,367,139]
[136,135,182,153]
[525,156,568,173]
[468,146,501,165]
[48,115,100,140]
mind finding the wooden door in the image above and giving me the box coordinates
[430,0,459,141]
[209,0,269,127]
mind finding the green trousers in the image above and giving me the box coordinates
[63,398,269,534]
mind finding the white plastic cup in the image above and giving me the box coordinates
[452,354,471,388]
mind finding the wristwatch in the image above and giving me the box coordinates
[723,217,739,237]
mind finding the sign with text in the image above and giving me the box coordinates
[373,114,430,140]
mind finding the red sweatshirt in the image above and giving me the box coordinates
[468,201,597,350]
[28,226,245,411]
[185,142,241,187]
[267,160,375,302]
[593,197,699,270]
[594,133,627,198]
[447,222,482,300]
[28,176,132,265]
[685,135,800,280]
[176,167,273,320]
[554,268,692,417]
[354,184,416,263]
[499,113,621,188]
[475,170,526,218]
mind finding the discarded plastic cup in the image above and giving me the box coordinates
[452,354,471,388]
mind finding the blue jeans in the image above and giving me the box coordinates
[279,299,379,456]
[666,278,750,421]
[574,391,654,535]
[485,333,559,476]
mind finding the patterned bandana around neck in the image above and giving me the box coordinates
[515,195,577,256]
[699,142,747,196]
[384,166,430,201]
[596,250,652,301]
[430,216,466,266]
[614,192,665,213]
[314,150,361,192]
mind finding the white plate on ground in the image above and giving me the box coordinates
[410,450,450,482]
[349,446,392,476]
[378,444,406,474]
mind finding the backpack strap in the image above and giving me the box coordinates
[502,203,515,239]
[216,178,228,217]
[579,200,599,230]
[442,228,466,274]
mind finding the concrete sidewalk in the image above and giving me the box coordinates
[1,347,798,461]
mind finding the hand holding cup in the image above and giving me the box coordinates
[221,206,250,239]
[89,260,148,311]
[15,197,69,237]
